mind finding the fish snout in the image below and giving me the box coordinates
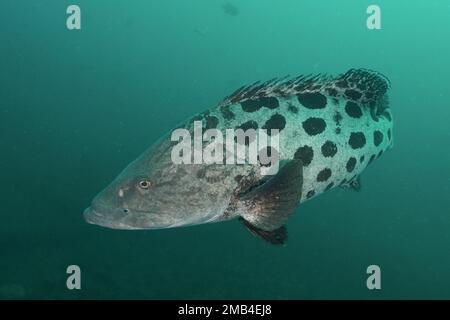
[83,207,104,225]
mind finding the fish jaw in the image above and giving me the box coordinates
[83,207,142,230]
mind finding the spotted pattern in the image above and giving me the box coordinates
[374,130,383,147]
[317,168,332,182]
[302,117,326,136]
[345,101,362,118]
[349,132,366,149]
[321,141,337,158]
[213,70,393,210]
[241,97,279,112]
[346,157,357,172]
[262,114,286,135]
[297,92,327,109]
[294,145,314,166]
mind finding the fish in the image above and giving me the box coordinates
[84,68,393,245]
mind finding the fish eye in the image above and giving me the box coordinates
[138,180,151,189]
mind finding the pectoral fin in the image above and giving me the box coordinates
[239,218,287,245]
[238,159,303,245]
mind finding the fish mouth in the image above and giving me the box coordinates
[83,206,176,230]
[83,207,141,230]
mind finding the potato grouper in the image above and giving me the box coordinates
[84,68,393,245]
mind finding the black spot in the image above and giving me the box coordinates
[333,112,342,126]
[236,120,258,131]
[349,132,366,149]
[294,145,314,166]
[346,157,357,173]
[325,182,334,191]
[327,88,338,96]
[234,175,243,183]
[345,89,362,100]
[241,97,279,112]
[368,154,376,165]
[262,114,286,135]
[287,103,298,114]
[335,128,341,134]
[335,80,348,88]
[241,100,261,112]
[235,121,258,145]
[317,168,332,182]
[220,105,235,120]
[345,101,362,118]
[264,97,280,109]
[321,141,337,157]
[205,116,219,129]
[360,155,365,163]
[374,130,383,147]
[297,92,327,109]
[302,117,326,136]
[388,129,392,141]
[306,190,315,199]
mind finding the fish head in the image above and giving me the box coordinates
[83,136,231,230]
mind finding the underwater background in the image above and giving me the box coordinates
[1,0,450,299]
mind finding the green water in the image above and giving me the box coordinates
[1,0,450,299]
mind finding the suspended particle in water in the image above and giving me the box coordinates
[222,2,239,16]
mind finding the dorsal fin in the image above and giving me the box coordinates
[330,68,390,105]
[219,73,332,107]
[219,69,390,112]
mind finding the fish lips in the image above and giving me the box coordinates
[83,207,137,230]
[83,206,176,230]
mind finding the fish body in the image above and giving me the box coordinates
[84,69,393,244]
